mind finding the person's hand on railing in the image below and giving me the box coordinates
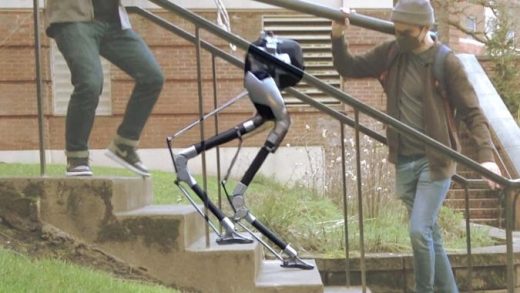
[481,161,502,190]
[331,7,351,38]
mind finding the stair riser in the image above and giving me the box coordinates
[446,190,498,199]
[450,209,501,219]
[471,219,502,226]
[444,199,500,209]
[111,178,153,212]
[113,212,209,251]
[39,178,123,243]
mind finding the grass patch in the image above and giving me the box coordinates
[0,248,175,292]
[0,163,496,258]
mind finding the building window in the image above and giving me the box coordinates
[50,42,112,116]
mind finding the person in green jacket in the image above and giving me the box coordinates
[331,0,501,292]
[46,0,164,177]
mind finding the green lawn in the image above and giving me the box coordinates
[0,248,176,293]
[0,162,496,257]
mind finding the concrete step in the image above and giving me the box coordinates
[115,204,206,250]
[455,170,480,179]
[444,198,500,209]
[3,176,153,214]
[255,260,323,293]
[187,231,263,277]
[37,177,154,243]
[100,209,268,292]
[185,232,265,293]
[471,218,503,227]
[324,286,371,293]
[451,207,500,218]
[451,180,491,189]
[95,212,268,293]
[109,177,153,213]
[445,186,503,227]
[446,189,498,199]
[187,234,330,293]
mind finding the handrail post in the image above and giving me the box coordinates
[195,26,210,247]
[505,186,519,292]
[33,0,46,176]
[463,181,473,292]
[212,54,223,234]
[354,109,367,292]
[340,121,351,286]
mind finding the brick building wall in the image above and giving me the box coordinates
[0,6,490,154]
[0,9,50,151]
[0,8,392,153]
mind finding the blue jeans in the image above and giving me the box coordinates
[52,21,164,158]
[396,156,459,293]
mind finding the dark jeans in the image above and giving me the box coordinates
[52,21,164,157]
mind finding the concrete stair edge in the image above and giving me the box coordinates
[114,204,207,249]
[255,259,323,293]
[324,286,372,293]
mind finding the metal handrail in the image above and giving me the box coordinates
[252,0,395,34]
[146,0,519,189]
[129,1,520,291]
[129,6,477,186]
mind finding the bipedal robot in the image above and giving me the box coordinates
[167,32,313,270]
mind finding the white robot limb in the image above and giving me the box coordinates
[168,32,312,269]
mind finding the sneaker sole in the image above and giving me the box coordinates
[65,171,93,176]
[105,150,151,177]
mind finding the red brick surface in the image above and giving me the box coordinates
[0,8,491,152]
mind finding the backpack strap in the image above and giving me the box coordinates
[432,44,452,99]
[432,44,460,149]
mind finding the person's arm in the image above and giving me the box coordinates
[331,15,391,79]
[445,53,502,189]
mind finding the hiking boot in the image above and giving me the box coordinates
[66,157,93,176]
[106,142,150,177]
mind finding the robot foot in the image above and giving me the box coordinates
[216,231,254,245]
[281,256,314,270]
